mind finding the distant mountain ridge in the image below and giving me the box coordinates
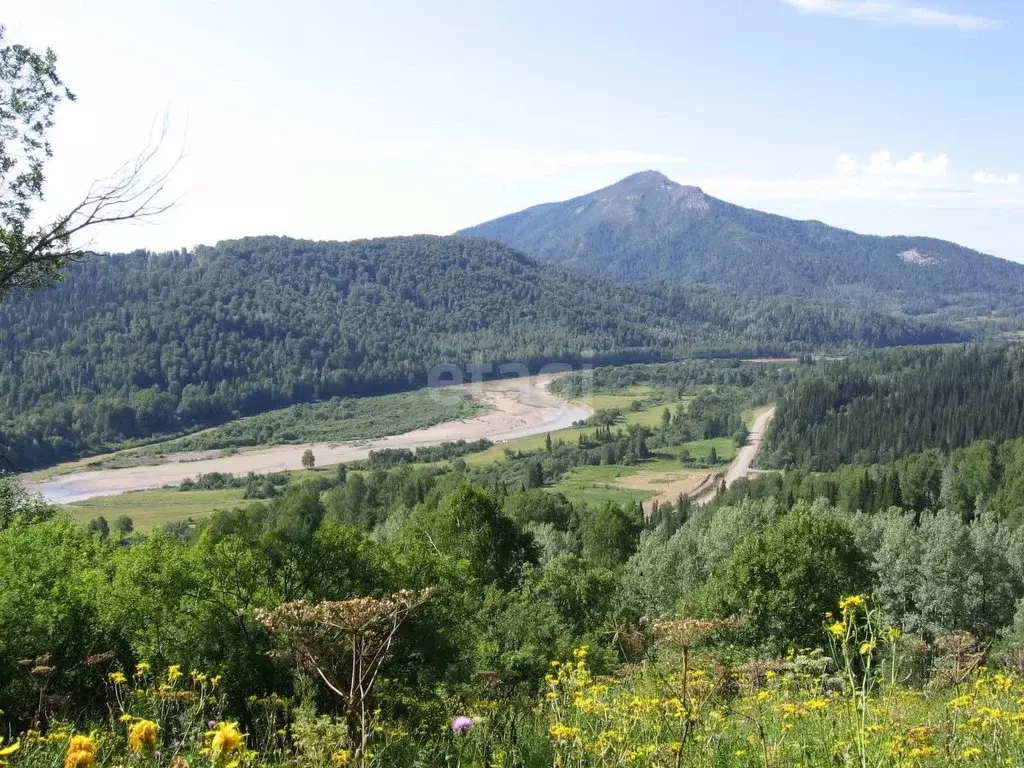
[459,170,1024,315]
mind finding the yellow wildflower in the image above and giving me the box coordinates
[167,664,183,683]
[0,737,20,767]
[207,722,245,761]
[827,621,845,639]
[128,719,159,755]
[549,722,581,741]
[64,734,98,768]
[859,641,876,655]
[331,750,352,766]
[839,595,866,613]
[108,671,126,685]
[134,661,151,677]
[962,747,984,759]
[625,744,657,761]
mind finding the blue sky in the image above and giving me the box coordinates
[9,0,1024,260]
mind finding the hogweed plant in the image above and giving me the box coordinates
[651,616,743,766]
[256,587,434,764]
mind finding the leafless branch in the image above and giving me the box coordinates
[0,114,183,298]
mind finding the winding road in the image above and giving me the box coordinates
[695,406,775,506]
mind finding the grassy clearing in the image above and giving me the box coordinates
[65,488,246,531]
[659,437,737,462]
[545,450,726,509]
[467,389,690,466]
[579,386,655,410]
[548,465,655,508]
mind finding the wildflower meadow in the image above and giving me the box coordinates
[4,595,1024,766]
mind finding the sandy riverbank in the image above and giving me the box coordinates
[27,375,591,504]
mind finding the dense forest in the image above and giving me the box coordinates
[552,357,800,402]
[764,345,1024,469]
[0,235,958,470]
[461,170,1024,318]
[730,437,1024,524]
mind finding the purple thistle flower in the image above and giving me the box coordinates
[451,715,474,733]
[208,720,217,728]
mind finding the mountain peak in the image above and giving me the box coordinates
[612,170,707,201]
[621,169,673,185]
[458,172,1022,301]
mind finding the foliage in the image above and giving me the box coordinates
[404,481,537,589]
[0,25,75,298]
[692,505,873,649]
[366,439,492,468]
[766,344,1024,469]
[0,478,55,528]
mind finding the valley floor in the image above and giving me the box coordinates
[25,374,590,504]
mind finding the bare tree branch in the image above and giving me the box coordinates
[0,116,182,299]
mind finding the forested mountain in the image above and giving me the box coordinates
[0,235,957,469]
[460,171,1024,316]
[765,345,1024,470]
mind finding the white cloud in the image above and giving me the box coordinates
[829,151,951,191]
[973,170,1020,186]
[858,151,950,178]
[701,151,976,206]
[381,144,686,181]
[780,0,1000,30]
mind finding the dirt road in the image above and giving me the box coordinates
[724,407,776,488]
[694,406,776,506]
[27,375,590,504]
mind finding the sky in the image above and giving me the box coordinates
[8,0,1024,260]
